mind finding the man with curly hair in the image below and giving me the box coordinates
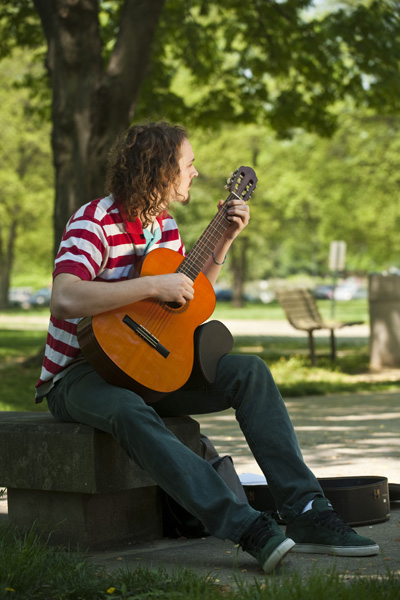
[36,122,379,573]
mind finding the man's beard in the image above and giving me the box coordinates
[181,193,191,206]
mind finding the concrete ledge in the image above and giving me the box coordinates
[0,411,201,548]
[7,487,162,549]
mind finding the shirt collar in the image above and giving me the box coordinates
[119,206,165,236]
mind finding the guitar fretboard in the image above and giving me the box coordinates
[176,196,233,281]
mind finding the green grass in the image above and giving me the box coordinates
[232,334,400,397]
[0,328,48,411]
[1,298,398,412]
[0,522,398,600]
[213,298,369,323]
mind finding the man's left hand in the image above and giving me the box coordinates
[219,198,250,241]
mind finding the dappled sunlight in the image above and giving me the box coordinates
[196,391,400,482]
[322,412,400,421]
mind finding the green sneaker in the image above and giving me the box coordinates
[286,498,380,557]
[240,513,295,573]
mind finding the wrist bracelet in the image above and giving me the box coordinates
[211,251,227,265]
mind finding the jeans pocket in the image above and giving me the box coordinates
[46,381,74,423]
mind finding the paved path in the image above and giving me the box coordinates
[196,390,400,483]
[2,389,397,583]
[0,313,370,338]
[90,389,399,583]
[221,318,370,338]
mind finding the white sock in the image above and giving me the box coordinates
[301,500,314,514]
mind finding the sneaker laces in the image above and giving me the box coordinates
[314,509,355,535]
[240,513,278,552]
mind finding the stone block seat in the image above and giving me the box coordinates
[0,411,201,549]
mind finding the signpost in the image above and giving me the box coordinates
[329,241,346,318]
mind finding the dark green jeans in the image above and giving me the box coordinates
[46,354,323,543]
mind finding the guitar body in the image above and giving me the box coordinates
[77,248,216,402]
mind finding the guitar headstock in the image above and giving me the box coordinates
[225,166,258,203]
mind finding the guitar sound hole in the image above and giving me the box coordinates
[163,301,188,314]
[166,301,182,309]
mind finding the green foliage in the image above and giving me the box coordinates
[0,49,53,296]
[174,110,400,279]
[134,0,400,136]
[1,0,400,287]
[324,0,400,116]
[4,1,398,136]
[0,0,43,56]
[0,327,47,411]
[312,113,400,270]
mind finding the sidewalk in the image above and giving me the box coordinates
[220,318,370,338]
[89,389,400,582]
[91,512,399,583]
[1,391,398,582]
[0,314,370,338]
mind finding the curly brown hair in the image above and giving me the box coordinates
[105,122,188,227]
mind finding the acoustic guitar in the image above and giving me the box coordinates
[77,166,258,403]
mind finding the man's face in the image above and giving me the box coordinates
[174,138,199,205]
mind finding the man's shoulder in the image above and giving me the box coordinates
[159,212,179,231]
[71,195,121,225]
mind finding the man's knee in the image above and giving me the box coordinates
[221,353,269,380]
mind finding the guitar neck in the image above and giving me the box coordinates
[177,194,234,282]
[176,165,257,282]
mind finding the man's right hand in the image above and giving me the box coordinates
[151,273,194,305]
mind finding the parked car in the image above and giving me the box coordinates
[29,287,52,307]
[215,288,234,302]
[333,282,368,301]
[8,287,32,308]
[313,285,334,300]
[214,288,255,302]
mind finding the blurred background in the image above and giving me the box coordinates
[1,0,399,311]
[1,1,400,405]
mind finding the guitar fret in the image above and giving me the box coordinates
[177,171,257,281]
[179,210,231,279]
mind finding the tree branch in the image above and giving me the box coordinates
[101,0,166,125]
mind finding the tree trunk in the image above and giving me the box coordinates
[0,218,17,309]
[230,236,249,308]
[33,0,166,254]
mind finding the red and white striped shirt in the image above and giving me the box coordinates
[35,195,185,400]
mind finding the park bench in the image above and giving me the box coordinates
[0,411,201,549]
[275,288,363,365]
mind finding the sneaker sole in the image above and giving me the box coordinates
[263,538,296,573]
[291,543,380,557]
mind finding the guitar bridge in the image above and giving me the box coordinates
[123,315,170,358]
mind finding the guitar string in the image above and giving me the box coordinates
[133,183,251,343]
[179,199,232,278]
[130,198,231,342]
[114,173,254,362]
[143,196,234,340]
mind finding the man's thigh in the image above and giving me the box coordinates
[154,353,240,417]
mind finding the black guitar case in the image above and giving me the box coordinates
[244,475,394,526]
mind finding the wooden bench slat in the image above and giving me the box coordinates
[275,288,363,365]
